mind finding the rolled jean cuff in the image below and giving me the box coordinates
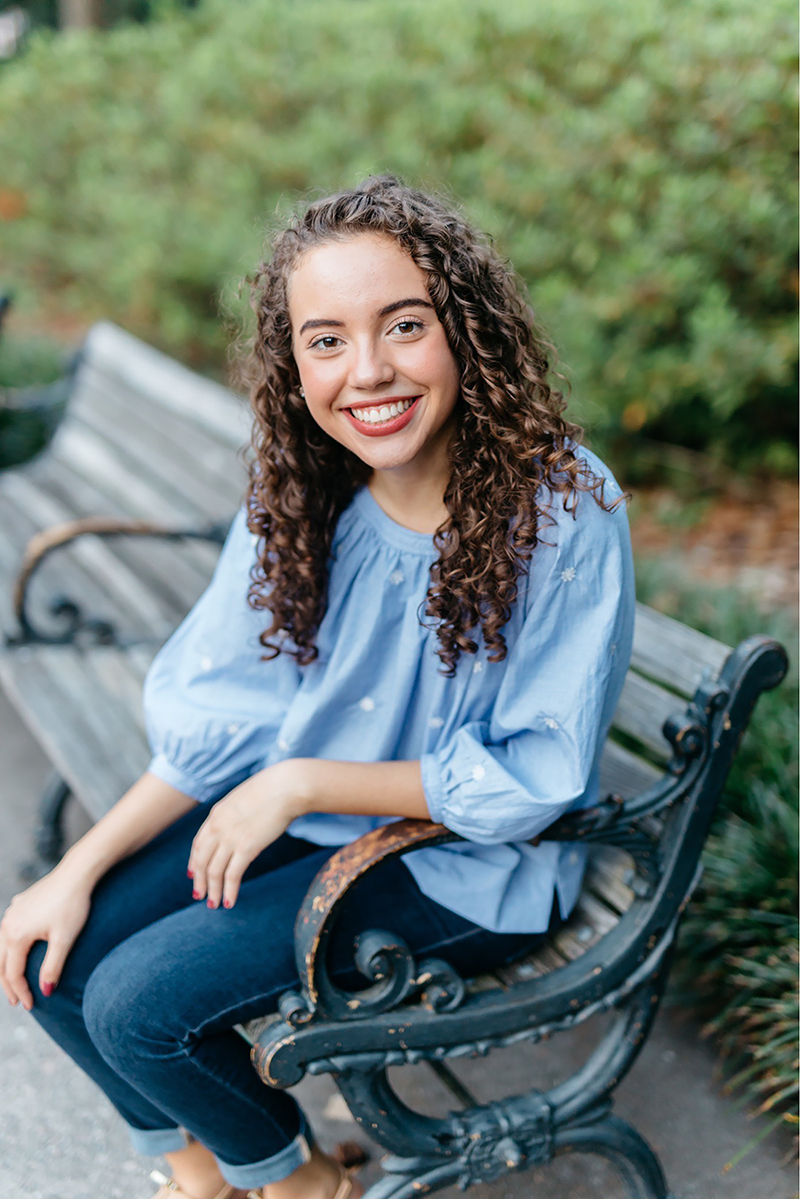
[217,1126,313,1188]
[126,1123,189,1155]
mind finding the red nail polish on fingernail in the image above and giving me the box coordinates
[187,869,194,879]
[223,899,232,909]
[41,982,54,997]
[192,889,201,900]
[207,898,216,909]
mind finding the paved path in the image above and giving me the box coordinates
[0,690,794,1199]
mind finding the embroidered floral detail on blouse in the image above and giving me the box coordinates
[560,567,576,582]
[472,660,484,674]
[568,850,580,866]
[471,764,486,782]
[276,736,290,752]
[610,642,618,655]
[389,569,405,586]
[543,716,560,730]
[226,724,240,736]
[359,696,376,712]
[428,715,444,729]
[199,656,213,673]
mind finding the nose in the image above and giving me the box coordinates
[348,336,395,391]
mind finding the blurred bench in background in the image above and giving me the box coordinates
[0,321,247,846]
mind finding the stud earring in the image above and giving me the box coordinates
[299,386,305,399]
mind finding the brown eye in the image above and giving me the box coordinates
[391,319,423,336]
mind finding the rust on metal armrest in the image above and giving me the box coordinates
[295,818,460,1007]
[9,514,231,646]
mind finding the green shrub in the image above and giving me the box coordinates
[0,0,796,471]
[0,335,65,388]
[636,559,798,1124]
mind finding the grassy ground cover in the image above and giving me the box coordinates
[636,560,798,1134]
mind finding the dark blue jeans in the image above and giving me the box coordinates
[25,805,546,1188]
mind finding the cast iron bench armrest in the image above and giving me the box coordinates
[292,818,459,1018]
[290,803,644,1029]
[7,516,231,647]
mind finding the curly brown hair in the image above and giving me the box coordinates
[243,175,617,675]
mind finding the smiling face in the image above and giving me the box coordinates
[288,234,461,486]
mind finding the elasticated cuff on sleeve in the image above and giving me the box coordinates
[420,752,447,825]
[145,754,218,804]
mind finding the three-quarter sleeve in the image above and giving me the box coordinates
[142,507,302,802]
[419,489,634,845]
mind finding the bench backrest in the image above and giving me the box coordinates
[0,322,248,642]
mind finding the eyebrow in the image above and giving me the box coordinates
[377,297,435,318]
[298,317,345,336]
[298,297,434,338]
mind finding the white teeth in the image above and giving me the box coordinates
[350,398,414,425]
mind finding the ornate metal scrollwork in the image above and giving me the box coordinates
[450,1096,554,1185]
[663,710,706,773]
[5,593,117,647]
[415,957,466,1013]
[278,929,468,1027]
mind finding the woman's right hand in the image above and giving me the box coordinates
[0,867,92,1010]
[0,773,197,1013]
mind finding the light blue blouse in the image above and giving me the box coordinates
[143,447,634,934]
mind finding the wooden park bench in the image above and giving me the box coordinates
[0,322,788,1199]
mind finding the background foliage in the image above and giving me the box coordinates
[0,0,796,475]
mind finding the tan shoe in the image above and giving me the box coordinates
[330,1163,363,1199]
[246,1161,364,1199]
[149,1169,243,1199]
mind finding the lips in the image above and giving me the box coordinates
[342,396,421,437]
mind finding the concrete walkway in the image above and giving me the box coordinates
[0,690,795,1199]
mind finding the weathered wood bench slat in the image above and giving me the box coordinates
[35,646,151,787]
[77,394,244,522]
[0,652,135,817]
[55,422,205,527]
[124,642,161,683]
[83,322,250,449]
[87,648,150,735]
[51,426,227,580]
[1,471,182,636]
[610,669,684,762]
[471,879,628,991]
[518,941,570,978]
[584,845,636,913]
[631,601,728,697]
[598,737,661,798]
[37,456,218,619]
[48,423,228,584]
[80,366,246,501]
[0,490,153,641]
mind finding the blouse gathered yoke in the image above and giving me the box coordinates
[143,447,635,935]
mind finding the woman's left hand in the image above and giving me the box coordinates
[188,760,309,910]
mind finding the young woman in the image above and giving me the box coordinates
[0,177,634,1199]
